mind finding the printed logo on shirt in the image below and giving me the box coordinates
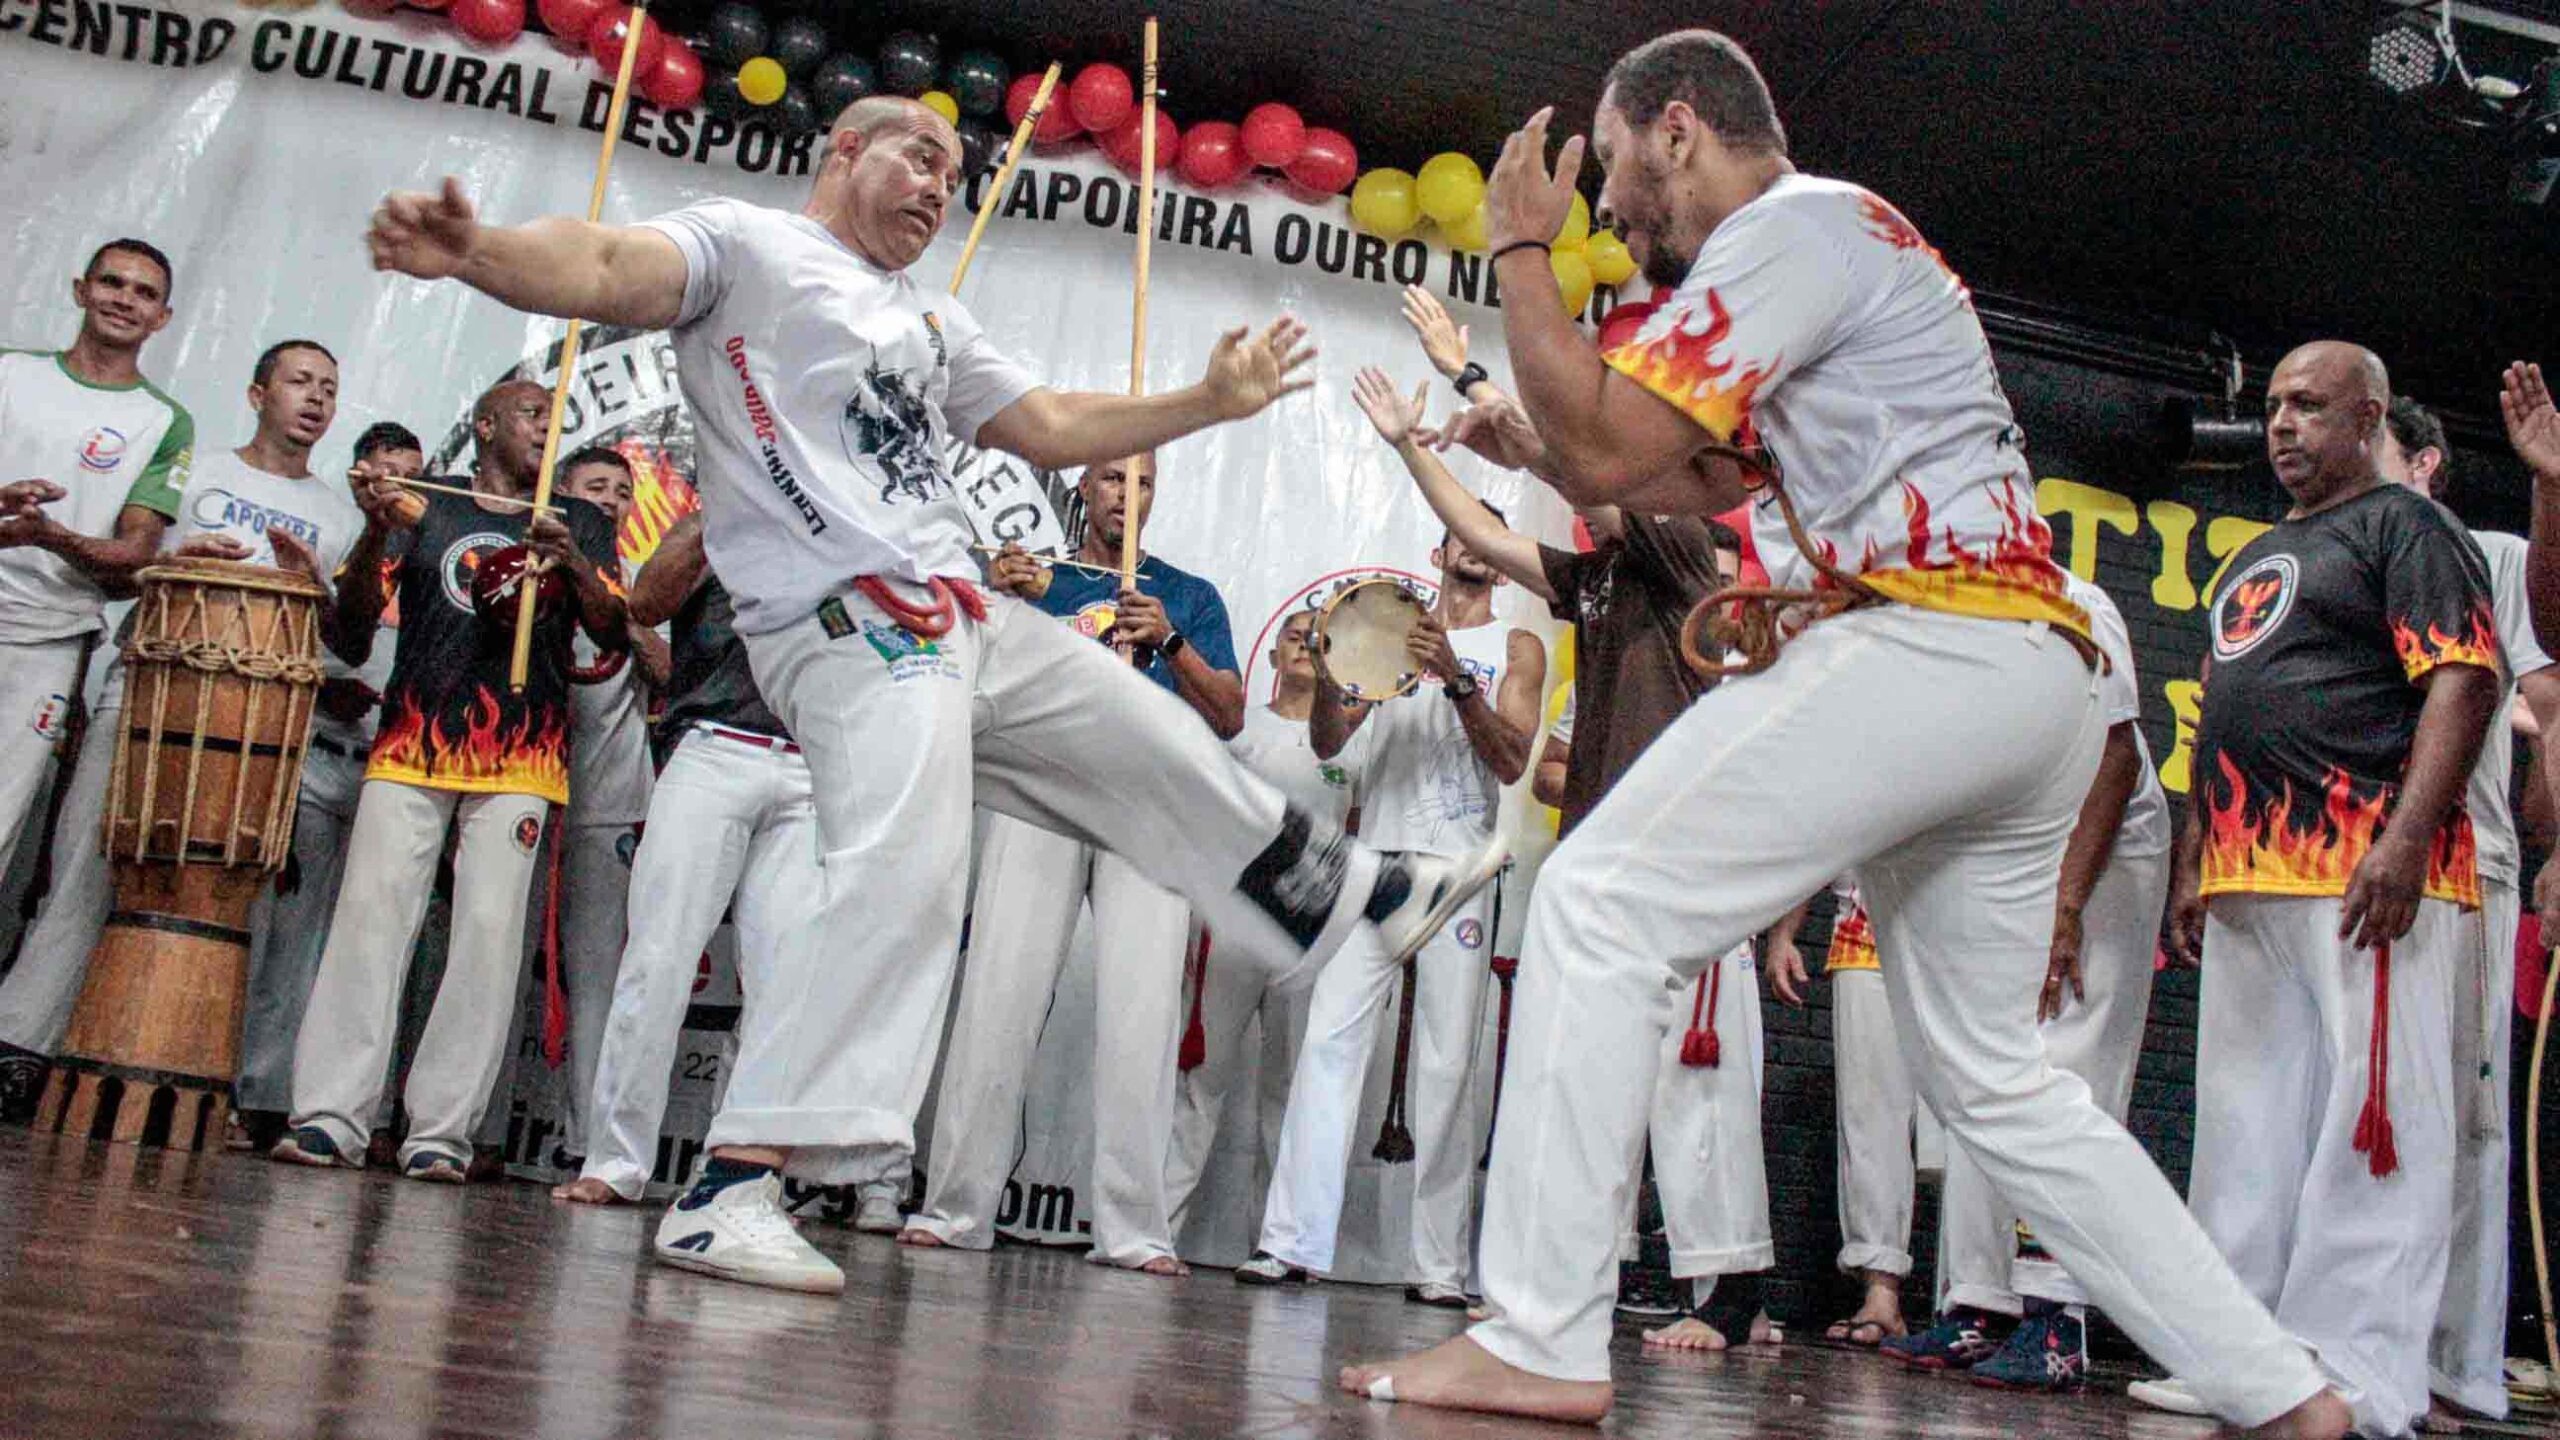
[723,335,828,537]
[189,488,323,548]
[76,427,128,473]
[859,619,962,684]
[1318,762,1351,790]
[438,531,517,613]
[513,814,543,853]
[1070,600,1117,643]
[1454,917,1484,951]
[920,311,949,369]
[840,344,948,507]
[28,692,71,742]
[2210,554,2298,662]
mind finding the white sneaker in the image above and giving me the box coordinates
[853,1186,904,1234]
[654,1172,846,1294]
[1373,838,1509,965]
[2127,1376,2209,1416]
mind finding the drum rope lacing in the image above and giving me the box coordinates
[125,634,326,686]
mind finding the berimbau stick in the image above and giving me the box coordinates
[950,62,1060,294]
[1119,17,1159,595]
[509,0,651,692]
[2529,944,2560,1387]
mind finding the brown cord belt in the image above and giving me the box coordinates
[1678,449,1881,681]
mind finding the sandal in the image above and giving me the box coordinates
[1823,1315,1904,1349]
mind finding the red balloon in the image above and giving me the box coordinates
[535,0,607,49]
[448,0,523,44]
[585,5,665,80]
[1098,109,1179,176]
[1284,127,1357,195]
[1596,298,1660,354]
[1068,62,1134,135]
[640,36,705,108]
[1240,102,1305,169]
[406,0,451,10]
[1007,71,1084,146]
[1176,120,1249,189]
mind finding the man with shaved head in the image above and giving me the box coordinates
[361,95,1497,1293]
[2137,341,2500,1435]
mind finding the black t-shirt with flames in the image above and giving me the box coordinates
[363,484,619,805]
[2193,482,2498,907]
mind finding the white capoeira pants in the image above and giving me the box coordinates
[557,816,637,1159]
[2192,893,2461,1438]
[0,636,87,887]
[1937,840,2168,1313]
[1618,943,1772,1284]
[724,587,1378,1183]
[1463,606,2325,1428]
[0,702,119,1055]
[2432,879,2514,1420]
[235,737,368,1113]
[1165,928,1315,1238]
[1256,884,1496,1289]
[906,813,1193,1265]
[289,779,546,1166]
[1830,966,1918,1278]
[580,727,820,1200]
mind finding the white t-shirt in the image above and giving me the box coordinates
[100,448,366,712]
[1605,174,2085,644]
[0,348,193,642]
[1354,620,1512,858]
[568,563,656,828]
[2469,531,2552,888]
[642,199,1041,635]
[1230,701,1366,825]
[2065,575,2170,859]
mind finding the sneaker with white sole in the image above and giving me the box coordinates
[2128,1376,2210,1416]
[853,1185,904,1235]
[270,1126,362,1169]
[655,1171,846,1294]
[402,1150,467,1184]
[1370,839,1508,965]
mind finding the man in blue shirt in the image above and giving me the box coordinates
[902,453,1244,1273]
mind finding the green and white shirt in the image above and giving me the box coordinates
[0,348,192,642]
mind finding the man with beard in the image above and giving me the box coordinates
[1337,31,2354,1437]
[272,377,625,1182]
[901,452,1242,1275]
[0,341,381,1118]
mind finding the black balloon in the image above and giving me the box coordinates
[811,52,877,118]
[957,115,1002,177]
[704,69,750,120]
[947,48,1007,117]
[701,2,765,71]
[876,29,939,96]
[775,83,822,135]
[768,15,829,77]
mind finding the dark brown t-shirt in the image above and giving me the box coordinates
[1539,515,1726,835]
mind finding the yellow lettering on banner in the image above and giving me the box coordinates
[2147,500,2200,610]
[2159,678,2204,794]
[2034,478,2137,580]
[2202,515,2274,609]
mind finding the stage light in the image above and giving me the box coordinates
[2157,342,2262,472]
[2370,13,2453,96]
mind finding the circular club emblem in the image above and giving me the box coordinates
[439,531,516,613]
[1070,599,1117,642]
[1454,918,1484,951]
[77,426,128,473]
[2210,553,2298,662]
[513,814,543,853]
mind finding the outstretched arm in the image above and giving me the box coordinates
[368,178,688,329]
[1351,368,1554,604]
[976,319,1316,471]
[0,489,167,598]
[627,512,707,629]
[2504,363,2560,655]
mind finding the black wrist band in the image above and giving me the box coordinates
[1160,629,1187,659]
[1490,239,1550,264]
[1443,674,1479,703]
[1451,362,1489,396]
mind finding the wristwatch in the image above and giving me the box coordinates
[1451,362,1489,397]
[1443,672,1480,703]
[1160,629,1188,660]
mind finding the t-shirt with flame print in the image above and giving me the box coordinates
[362,485,621,805]
[1601,173,2087,645]
[2192,483,2499,907]
[1823,879,1880,973]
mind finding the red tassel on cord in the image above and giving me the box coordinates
[2352,939,2398,1178]
[1177,928,1210,1072]
[1679,961,1723,1068]
[539,806,569,1069]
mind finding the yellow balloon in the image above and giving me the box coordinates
[1552,247,1595,319]
[920,90,960,124]
[1350,168,1422,240]
[1583,228,1635,286]
[1443,202,1489,252]
[1414,151,1486,226]
[1553,191,1591,250]
[738,56,787,107]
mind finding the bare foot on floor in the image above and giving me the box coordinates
[897,1227,946,1248]
[1340,1334,1612,1425]
[1643,1312,1783,1352]
[2249,1389,2352,1440]
[550,1177,623,1205]
[1116,1254,1190,1277]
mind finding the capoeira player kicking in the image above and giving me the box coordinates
[364,95,1496,1294]
[1337,30,2351,1437]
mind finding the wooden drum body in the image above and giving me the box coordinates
[39,558,325,1151]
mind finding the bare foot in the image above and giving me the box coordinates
[2420,1396,2484,1435]
[1340,1334,1612,1425]
[897,1227,947,1248]
[550,1177,624,1205]
[2249,1389,2351,1440]
[1747,1313,1783,1347]
[1642,1317,1731,1351]
[1129,1254,1191,1277]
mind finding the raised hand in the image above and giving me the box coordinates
[1420,395,1550,472]
[368,176,481,281]
[1203,316,1318,420]
[1407,614,1463,688]
[1351,368,1428,446]
[174,533,254,561]
[526,509,587,577]
[0,478,67,517]
[1484,107,1586,252]
[2503,362,2560,482]
[349,461,421,530]
[986,542,1052,601]
[1108,589,1173,649]
[267,526,326,587]
[1400,285,1470,378]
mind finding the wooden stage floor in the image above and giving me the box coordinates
[0,1128,2363,1439]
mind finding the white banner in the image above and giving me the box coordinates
[2,0,1578,1275]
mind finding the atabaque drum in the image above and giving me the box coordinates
[1314,577,1431,702]
[39,558,326,1151]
